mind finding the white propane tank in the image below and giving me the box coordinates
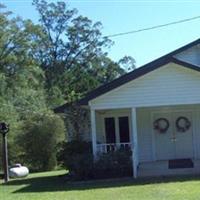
[9,164,29,178]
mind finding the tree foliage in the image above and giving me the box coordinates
[0,1,135,171]
[18,114,65,171]
[32,0,134,106]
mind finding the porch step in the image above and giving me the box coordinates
[138,160,200,177]
[168,159,194,169]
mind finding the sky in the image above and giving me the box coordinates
[1,0,200,67]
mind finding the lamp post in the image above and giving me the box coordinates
[0,122,9,183]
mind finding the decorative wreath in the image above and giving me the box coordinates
[153,118,169,133]
[176,116,191,132]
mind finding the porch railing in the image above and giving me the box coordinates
[97,143,132,154]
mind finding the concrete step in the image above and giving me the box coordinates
[138,160,200,177]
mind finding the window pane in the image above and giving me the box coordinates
[119,116,130,143]
[104,117,116,143]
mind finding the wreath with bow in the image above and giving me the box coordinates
[153,118,169,133]
[176,116,191,132]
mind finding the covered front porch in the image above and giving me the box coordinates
[90,104,200,178]
[90,107,138,178]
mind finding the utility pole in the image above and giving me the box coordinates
[0,122,9,183]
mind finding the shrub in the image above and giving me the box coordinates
[18,113,65,172]
[57,140,93,179]
[94,148,132,179]
[57,141,132,180]
[69,153,94,180]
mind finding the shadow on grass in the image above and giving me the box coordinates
[5,173,200,193]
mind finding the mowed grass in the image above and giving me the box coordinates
[1,170,200,200]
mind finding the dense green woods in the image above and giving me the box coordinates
[0,0,135,171]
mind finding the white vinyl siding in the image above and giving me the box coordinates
[137,108,153,162]
[96,111,104,143]
[90,63,200,110]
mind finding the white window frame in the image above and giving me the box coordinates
[102,112,131,144]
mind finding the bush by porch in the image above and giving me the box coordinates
[57,140,132,180]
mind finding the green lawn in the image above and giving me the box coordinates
[1,170,200,200]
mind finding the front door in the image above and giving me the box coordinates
[154,111,193,160]
[154,112,175,160]
[173,112,193,159]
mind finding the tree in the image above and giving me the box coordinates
[31,0,136,140]
[118,56,136,72]
[0,5,63,169]
[32,0,127,106]
[0,4,48,116]
[0,1,136,170]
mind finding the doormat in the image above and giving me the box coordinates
[168,159,194,169]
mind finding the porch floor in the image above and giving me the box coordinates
[138,159,200,177]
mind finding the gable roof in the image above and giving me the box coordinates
[54,38,200,112]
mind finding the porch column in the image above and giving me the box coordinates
[91,109,97,159]
[131,107,138,178]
